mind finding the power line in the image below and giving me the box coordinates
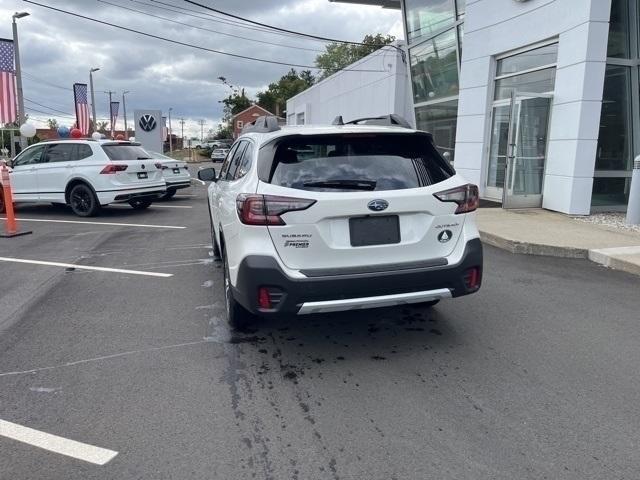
[183,0,395,48]
[140,0,309,41]
[22,71,73,91]
[25,107,76,119]
[96,0,325,53]
[23,1,386,73]
[24,98,73,117]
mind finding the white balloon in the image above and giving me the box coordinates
[19,123,36,138]
[91,132,102,140]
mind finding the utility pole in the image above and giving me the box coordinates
[89,67,100,134]
[198,119,205,143]
[179,118,185,149]
[12,11,30,150]
[168,107,173,153]
[105,90,116,139]
[122,90,130,139]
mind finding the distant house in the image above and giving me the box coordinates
[231,105,283,138]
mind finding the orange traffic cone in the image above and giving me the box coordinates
[1,160,32,238]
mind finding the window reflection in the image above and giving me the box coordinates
[405,0,455,44]
[607,0,631,58]
[415,100,458,163]
[410,29,459,104]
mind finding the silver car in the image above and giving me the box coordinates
[211,148,229,162]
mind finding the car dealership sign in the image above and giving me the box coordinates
[134,110,163,152]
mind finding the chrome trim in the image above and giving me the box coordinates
[297,288,451,315]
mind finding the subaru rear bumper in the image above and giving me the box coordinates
[232,238,482,316]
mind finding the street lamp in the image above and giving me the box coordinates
[89,67,100,134]
[122,90,130,139]
[12,11,30,150]
[168,107,173,153]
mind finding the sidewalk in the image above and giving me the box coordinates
[476,208,640,276]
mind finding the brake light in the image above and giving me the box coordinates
[434,184,479,214]
[236,194,316,226]
[463,267,482,291]
[258,287,272,310]
[100,164,128,174]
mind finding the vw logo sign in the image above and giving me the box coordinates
[368,199,389,212]
[138,114,157,132]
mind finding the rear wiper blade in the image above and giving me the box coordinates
[137,156,152,160]
[303,179,377,190]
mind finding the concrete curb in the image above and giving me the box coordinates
[479,231,588,258]
[479,231,640,277]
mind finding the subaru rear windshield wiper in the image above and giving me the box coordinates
[137,156,152,160]
[303,179,377,190]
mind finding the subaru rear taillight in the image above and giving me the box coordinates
[236,194,316,226]
[463,267,482,291]
[434,184,479,214]
[100,164,128,174]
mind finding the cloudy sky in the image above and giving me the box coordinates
[0,0,401,138]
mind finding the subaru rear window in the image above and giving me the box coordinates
[102,145,152,160]
[268,134,454,192]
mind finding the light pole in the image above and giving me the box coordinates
[12,11,29,149]
[179,118,185,149]
[122,90,130,139]
[168,107,173,153]
[105,90,115,138]
[89,67,99,134]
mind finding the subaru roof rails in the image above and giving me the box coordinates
[344,114,412,129]
[242,115,281,134]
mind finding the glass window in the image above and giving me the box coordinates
[405,0,455,44]
[226,141,248,180]
[455,0,465,18]
[269,134,453,192]
[13,145,45,166]
[102,145,152,160]
[235,143,254,180]
[591,177,631,206]
[496,44,558,77]
[296,112,305,125]
[494,68,556,100]
[596,66,633,171]
[76,144,93,160]
[457,24,464,60]
[410,28,459,104]
[43,144,75,163]
[415,100,458,163]
[607,0,631,58]
[219,142,239,180]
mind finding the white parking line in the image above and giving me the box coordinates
[0,257,173,278]
[0,218,185,229]
[151,205,193,209]
[0,419,118,465]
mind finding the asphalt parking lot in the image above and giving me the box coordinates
[1,172,639,479]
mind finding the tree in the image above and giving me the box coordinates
[256,69,315,116]
[213,123,233,140]
[218,76,252,122]
[96,121,109,134]
[47,118,58,129]
[315,34,396,79]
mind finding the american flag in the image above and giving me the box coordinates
[73,83,90,135]
[0,39,17,124]
[110,101,119,131]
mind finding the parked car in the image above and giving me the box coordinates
[194,141,217,149]
[148,151,191,199]
[0,139,166,217]
[199,115,483,327]
[211,148,230,162]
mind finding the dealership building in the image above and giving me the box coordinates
[310,0,638,214]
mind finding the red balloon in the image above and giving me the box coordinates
[115,134,125,140]
[70,128,83,139]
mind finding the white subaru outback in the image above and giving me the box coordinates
[199,116,482,326]
[0,139,166,216]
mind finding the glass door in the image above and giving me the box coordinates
[486,93,552,207]
[503,94,552,208]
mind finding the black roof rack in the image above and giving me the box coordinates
[242,115,281,134]
[344,114,412,129]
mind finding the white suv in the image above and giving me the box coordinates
[199,116,483,326]
[0,140,166,216]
